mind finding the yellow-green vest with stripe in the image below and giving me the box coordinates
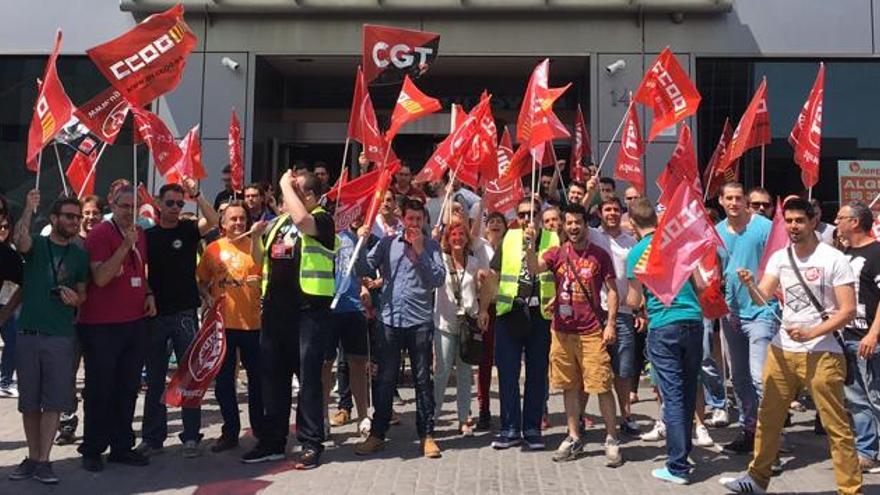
[260,210,337,297]
[495,229,560,319]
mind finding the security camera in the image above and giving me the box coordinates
[221,57,240,71]
[605,59,626,75]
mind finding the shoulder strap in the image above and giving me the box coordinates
[563,244,602,316]
[785,246,828,321]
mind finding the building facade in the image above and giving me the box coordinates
[1,0,879,218]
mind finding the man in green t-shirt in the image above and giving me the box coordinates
[9,191,88,485]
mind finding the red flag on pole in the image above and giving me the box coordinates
[229,110,243,191]
[386,75,441,144]
[516,59,571,153]
[657,124,701,206]
[703,117,735,198]
[137,182,159,223]
[165,298,227,408]
[483,128,524,217]
[635,181,722,306]
[131,106,182,176]
[26,31,75,171]
[362,166,396,230]
[613,104,645,193]
[362,25,440,86]
[461,95,498,188]
[723,78,771,170]
[695,250,730,319]
[758,198,787,278]
[326,161,400,232]
[346,67,366,140]
[634,48,701,142]
[74,86,130,145]
[349,78,391,165]
[166,125,205,184]
[789,63,825,189]
[413,97,489,185]
[87,4,197,108]
[66,150,99,198]
[570,104,591,182]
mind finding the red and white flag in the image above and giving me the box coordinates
[348,71,392,165]
[569,104,591,182]
[137,183,159,223]
[789,63,825,189]
[87,4,196,107]
[657,124,701,207]
[613,104,645,193]
[635,181,723,306]
[73,86,130,145]
[516,59,571,153]
[483,128,524,217]
[723,78,771,171]
[131,106,182,176]
[413,97,488,185]
[66,149,99,198]
[695,250,730,319]
[229,110,243,191]
[703,117,735,198]
[385,75,441,143]
[326,162,400,232]
[362,25,440,85]
[634,48,701,141]
[166,125,205,184]
[461,94,498,188]
[165,298,226,408]
[758,198,787,278]
[26,31,75,171]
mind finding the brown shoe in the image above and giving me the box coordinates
[329,409,351,427]
[859,455,880,473]
[421,436,441,458]
[354,435,385,456]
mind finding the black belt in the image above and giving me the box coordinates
[19,329,44,336]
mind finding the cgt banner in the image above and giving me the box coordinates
[87,4,196,107]
[838,160,880,213]
[362,25,440,85]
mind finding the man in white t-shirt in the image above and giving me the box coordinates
[719,197,862,495]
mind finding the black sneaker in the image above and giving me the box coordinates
[107,449,150,466]
[55,429,77,446]
[476,411,491,431]
[619,417,642,437]
[814,414,826,436]
[722,431,755,455]
[34,462,59,485]
[293,447,321,470]
[8,458,37,480]
[210,436,239,453]
[241,445,285,464]
[490,435,521,450]
[552,436,584,462]
[523,435,546,451]
[81,455,104,472]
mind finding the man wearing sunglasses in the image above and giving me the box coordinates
[747,187,774,220]
[138,180,219,459]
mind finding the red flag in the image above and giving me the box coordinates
[326,162,400,232]
[164,298,226,408]
[26,31,75,171]
[166,125,205,184]
[229,110,243,191]
[73,86,130,145]
[789,63,825,189]
[413,97,489,185]
[723,78,770,171]
[137,182,159,223]
[462,95,498,188]
[569,104,591,182]
[66,150,99,198]
[131,106,182,176]
[87,4,197,107]
[657,124,701,206]
[613,104,645,193]
[516,59,571,152]
[758,198,787,278]
[386,75,441,143]
[346,67,366,140]
[634,48,701,141]
[362,25,440,85]
[483,128,524,217]
[703,117,735,198]
[635,181,722,306]
[363,166,396,230]
[350,80,391,165]
[695,250,730,319]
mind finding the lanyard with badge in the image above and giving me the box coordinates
[270,218,298,260]
[46,237,70,292]
[560,243,599,318]
[110,219,144,288]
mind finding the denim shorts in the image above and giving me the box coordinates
[609,314,637,379]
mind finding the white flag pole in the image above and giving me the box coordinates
[52,142,70,196]
[595,96,634,176]
[77,142,108,199]
[33,151,43,213]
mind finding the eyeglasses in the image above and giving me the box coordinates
[749,201,771,209]
[164,199,185,208]
[0,224,9,231]
[516,211,531,218]
[58,212,82,221]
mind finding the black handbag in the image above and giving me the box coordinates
[786,247,856,386]
[448,257,484,365]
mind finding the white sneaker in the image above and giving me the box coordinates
[358,417,372,437]
[0,385,18,398]
[719,473,766,493]
[604,437,623,467]
[694,425,714,447]
[556,435,573,453]
[292,375,300,394]
[641,421,666,442]
[706,408,729,427]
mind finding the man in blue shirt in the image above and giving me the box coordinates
[353,199,446,458]
[715,182,779,455]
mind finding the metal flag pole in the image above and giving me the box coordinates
[869,190,880,208]
[435,156,464,229]
[339,136,351,184]
[808,187,812,201]
[529,152,538,225]
[595,95,634,176]
[78,142,108,199]
[34,151,43,213]
[760,144,766,188]
[52,142,70,197]
[554,159,569,202]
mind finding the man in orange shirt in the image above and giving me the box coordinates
[196,201,266,453]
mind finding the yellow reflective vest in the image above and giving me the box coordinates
[260,209,337,297]
[495,228,559,320]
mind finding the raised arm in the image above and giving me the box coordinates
[13,189,40,254]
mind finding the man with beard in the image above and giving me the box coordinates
[9,192,88,484]
[720,197,861,494]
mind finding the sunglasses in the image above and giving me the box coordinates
[516,211,531,218]
[0,224,9,231]
[164,199,185,208]
[58,212,82,221]
[750,201,771,209]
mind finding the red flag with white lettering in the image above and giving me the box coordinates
[703,117,735,199]
[87,4,196,108]
[723,78,770,171]
[413,97,488,186]
[386,75,441,144]
[635,181,722,306]
[131,106,182,176]
[789,63,825,189]
[483,128,524,217]
[26,31,75,171]
[166,125,205,184]
[165,298,226,408]
[362,25,440,86]
[517,59,571,153]
[66,150,99,198]
[229,110,243,191]
[613,104,645,193]
[634,48,701,141]
[569,104,591,182]
[74,86,130,145]
[657,124,701,207]
[695,250,730,319]
[326,161,400,232]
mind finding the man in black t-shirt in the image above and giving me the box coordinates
[836,201,880,472]
[247,169,336,470]
[138,180,219,459]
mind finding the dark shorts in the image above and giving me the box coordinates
[16,333,76,413]
[324,311,369,360]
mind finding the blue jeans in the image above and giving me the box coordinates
[701,319,727,410]
[142,310,202,446]
[0,313,17,387]
[372,322,435,439]
[494,308,550,439]
[610,314,637,378]
[215,329,265,441]
[721,314,779,434]
[843,337,880,460]
[648,320,703,478]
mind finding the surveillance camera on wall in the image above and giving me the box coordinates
[605,59,626,75]
[221,57,240,71]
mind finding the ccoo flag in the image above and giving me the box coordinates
[789,63,825,189]
[165,298,227,408]
[634,48,701,141]
[612,104,645,193]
